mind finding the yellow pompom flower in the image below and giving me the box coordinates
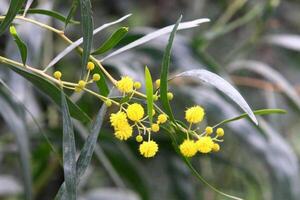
[87,61,95,70]
[151,123,160,132]
[212,143,220,152]
[139,140,158,158]
[134,81,142,89]
[157,114,168,124]
[105,99,112,107]
[110,111,128,128]
[155,79,160,88]
[179,140,197,157]
[78,80,86,89]
[205,126,213,135]
[185,106,205,124]
[114,122,133,140]
[196,136,214,153]
[216,128,224,137]
[167,92,174,100]
[53,71,62,79]
[74,86,82,92]
[93,73,101,81]
[126,103,144,122]
[116,76,134,93]
[136,135,143,142]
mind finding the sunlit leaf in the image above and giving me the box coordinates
[61,91,77,200]
[173,69,258,125]
[145,66,153,124]
[0,0,25,35]
[9,25,27,66]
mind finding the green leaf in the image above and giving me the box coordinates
[61,91,77,200]
[55,101,108,200]
[145,66,153,124]
[215,109,286,127]
[0,0,25,35]
[9,25,27,66]
[93,66,109,97]
[79,0,94,76]
[160,16,182,124]
[92,27,129,55]
[0,81,32,200]
[18,9,80,24]
[65,0,80,28]
[1,61,91,123]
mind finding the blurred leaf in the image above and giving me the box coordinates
[79,0,94,76]
[173,69,258,124]
[229,60,300,110]
[92,27,128,55]
[160,16,182,124]
[0,81,32,200]
[23,0,33,16]
[0,0,25,35]
[2,61,91,123]
[215,109,286,127]
[46,14,131,70]
[101,18,210,62]
[145,66,153,124]
[61,91,77,200]
[65,0,80,28]
[265,34,300,51]
[19,9,80,24]
[9,25,27,66]
[94,67,110,97]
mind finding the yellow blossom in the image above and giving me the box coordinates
[78,80,86,89]
[151,124,160,132]
[93,73,101,81]
[205,126,213,135]
[157,114,168,124]
[126,103,144,122]
[212,143,220,152]
[105,99,112,107]
[180,140,197,157]
[136,135,143,143]
[134,81,141,89]
[53,71,62,79]
[185,106,205,124]
[139,140,158,158]
[114,122,132,140]
[155,79,160,88]
[116,76,134,93]
[87,61,95,70]
[216,128,224,137]
[110,111,128,128]
[196,136,214,153]
[167,92,174,100]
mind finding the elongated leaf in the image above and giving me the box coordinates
[229,60,300,110]
[56,100,108,200]
[92,27,129,55]
[160,16,182,124]
[65,0,80,28]
[265,34,300,51]
[1,60,91,123]
[0,0,25,35]
[173,69,258,125]
[93,66,110,97]
[145,66,153,124]
[79,0,93,76]
[101,18,210,62]
[9,25,27,66]
[23,0,34,16]
[18,9,80,24]
[215,109,286,127]
[46,14,131,70]
[0,82,32,200]
[61,91,77,200]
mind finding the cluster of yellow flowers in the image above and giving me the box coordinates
[179,106,224,157]
[53,61,101,92]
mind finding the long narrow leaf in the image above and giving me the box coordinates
[22,0,34,16]
[0,0,25,35]
[92,27,129,55]
[46,14,131,70]
[145,66,153,124]
[160,16,182,124]
[65,0,80,28]
[9,25,27,66]
[61,91,77,200]
[100,18,210,62]
[173,69,258,125]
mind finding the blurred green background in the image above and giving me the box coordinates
[1,0,300,199]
